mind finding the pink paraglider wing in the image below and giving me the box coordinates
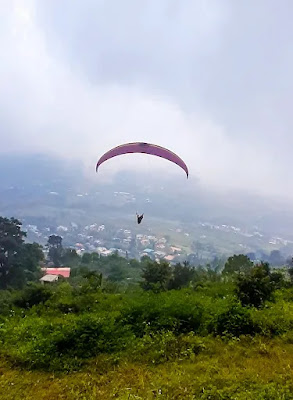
[96,142,189,178]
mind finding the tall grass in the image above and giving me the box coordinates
[1,281,293,398]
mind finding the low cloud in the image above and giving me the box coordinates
[1,0,292,199]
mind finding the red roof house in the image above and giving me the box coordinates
[41,267,71,278]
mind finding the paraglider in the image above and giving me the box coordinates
[136,213,144,224]
[96,142,189,223]
[96,142,189,178]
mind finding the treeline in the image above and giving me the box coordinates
[0,216,141,288]
[1,216,293,291]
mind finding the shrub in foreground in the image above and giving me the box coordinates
[0,313,133,370]
[210,303,257,337]
[121,291,204,337]
[235,263,278,308]
[12,283,53,309]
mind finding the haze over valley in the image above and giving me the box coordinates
[2,153,293,265]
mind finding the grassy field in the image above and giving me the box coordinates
[1,281,293,399]
[1,337,293,399]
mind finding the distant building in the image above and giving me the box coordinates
[170,246,182,254]
[57,225,68,232]
[164,255,175,262]
[141,239,150,246]
[97,246,107,252]
[147,236,157,241]
[41,267,71,278]
[154,251,166,258]
[100,250,112,256]
[157,238,167,244]
[40,274,59,284]
[143,248,154,254]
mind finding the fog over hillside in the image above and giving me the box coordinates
[1,153,293,261]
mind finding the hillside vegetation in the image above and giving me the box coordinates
[1,216,293,399]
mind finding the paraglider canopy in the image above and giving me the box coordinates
[96,142,189,178]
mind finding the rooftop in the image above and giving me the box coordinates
[164,255,175,261]
[42,267,71,278]
[40,274,59,283]
[143,248,154,253]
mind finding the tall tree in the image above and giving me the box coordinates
[61,248,80,266]
[222,254,253,278]
[0,217,26,289]
[47,234,63,266]
[269,250,285,267]
[141,259,172,292]
[168,262,195,290]
[47,235,63,248]
[287,257,293,284]
[11,242,44,287]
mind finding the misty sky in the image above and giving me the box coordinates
[1,0,293,197]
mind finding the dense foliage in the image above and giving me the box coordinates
[1,215,293,398]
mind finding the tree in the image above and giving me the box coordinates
[13,283,52,309]
[0,217,26,289]
[223,254,253,277]
[91,252,101,264]
[61,248,80,266]
[187,253,201,266]
[205,264,222,282]
[81,252,92,264]
[269,250,285,267]
[141,259,172,292]
[191,264,222,289]
[210,256,226,273]
[80,271,103,292]
[168,262,195,290]
[47,234,62,248]
[288,257,293,284]
[129,259,140,269]
[47,235,63,266]
[11,242,44,287]
[17,243,44,270]
[213,303,255,337]
[270,269,286,290]
[107,263,127,282]
[246,252,256,261]
[235,262,276,308]
[107,254,128,282]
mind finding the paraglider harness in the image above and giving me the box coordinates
[136,213,144,224]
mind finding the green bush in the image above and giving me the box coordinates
[0,313,133,370]
[251,301,293,336]
[121,291,204,336]
[0,290,13,316]
[12,283,53,309]
[210,303,257,337]
[235,263,276,308]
